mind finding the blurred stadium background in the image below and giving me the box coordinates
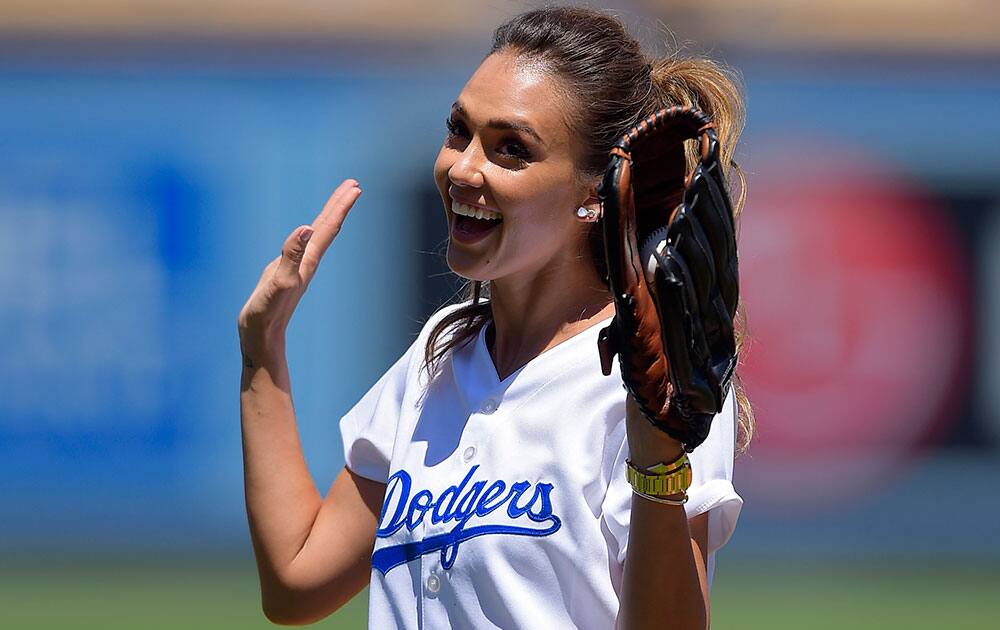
[2,1,998,628]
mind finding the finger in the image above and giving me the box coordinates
[652,247,718,412]
[687,165,738,318]
[662,206,736,393]
[238,253,283,330]
[666,204,716,312]
[304,179,363,268]
[255,254,281,290]
[273,224,314,289]
[243,255,280,313]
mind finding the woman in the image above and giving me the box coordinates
[238,6,753,629]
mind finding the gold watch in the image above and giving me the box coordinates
[626,453,693,497]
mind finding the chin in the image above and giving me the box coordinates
[445,245,495,283]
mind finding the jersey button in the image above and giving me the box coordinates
[426,573,441,594]
[463,446,476,462]
[481,398,498,414]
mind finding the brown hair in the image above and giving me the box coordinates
[421,6,755,455]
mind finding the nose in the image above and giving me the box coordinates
[448,140,485,189]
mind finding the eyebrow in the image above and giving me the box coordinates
[452,102,547,147]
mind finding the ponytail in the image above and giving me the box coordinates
[648,56,746,216]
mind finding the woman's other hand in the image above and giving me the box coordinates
[237,179,362,358]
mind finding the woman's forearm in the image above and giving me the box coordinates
[240,337,323,589]
[618,396,709,630]
[619,496,707,629]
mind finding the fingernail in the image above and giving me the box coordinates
[299,227,314,243]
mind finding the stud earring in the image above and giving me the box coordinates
[576,206,600,222]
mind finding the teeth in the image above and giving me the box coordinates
[452,200,502,221]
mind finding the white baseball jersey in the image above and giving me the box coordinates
[340,301,742,629]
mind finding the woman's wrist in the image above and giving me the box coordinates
[240,328,287,370]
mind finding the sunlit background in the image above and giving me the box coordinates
[2,1,999,628]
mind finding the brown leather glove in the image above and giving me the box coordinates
[597,106,740,452]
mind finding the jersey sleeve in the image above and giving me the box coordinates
[338,302,468,483]
[600,388,744,569]
[338,342,416,483]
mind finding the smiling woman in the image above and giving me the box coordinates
[434,51,596,293]
[238,5,751,630]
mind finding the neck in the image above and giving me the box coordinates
[484,265,613,381]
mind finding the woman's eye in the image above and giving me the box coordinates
[498,140,531,161]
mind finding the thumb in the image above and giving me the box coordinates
[273,225,314,288]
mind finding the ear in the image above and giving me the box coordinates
[577,185,603,221]
[575,173,599,206]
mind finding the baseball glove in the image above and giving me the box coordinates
[596,105,740,453]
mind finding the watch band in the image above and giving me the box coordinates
[626,453,693,497]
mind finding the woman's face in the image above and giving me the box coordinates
[433,51,596,283]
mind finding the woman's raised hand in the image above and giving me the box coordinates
[238,179,362,357]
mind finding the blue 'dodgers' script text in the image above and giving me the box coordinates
[372,464,562,574]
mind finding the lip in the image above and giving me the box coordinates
[448,188,497,214]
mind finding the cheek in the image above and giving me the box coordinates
[500,199,577,256]
[503,190,573,233]
[433,150,451,196]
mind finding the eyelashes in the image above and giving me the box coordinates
[444,116,464,137]
[444,116,532,164]
[444,116,461,136]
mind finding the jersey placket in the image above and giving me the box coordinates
[420,383,504,627]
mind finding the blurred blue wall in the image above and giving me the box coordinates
[0,60,468,552]
[2,45,998,562]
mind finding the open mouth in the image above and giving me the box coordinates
[451,201,502,243]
